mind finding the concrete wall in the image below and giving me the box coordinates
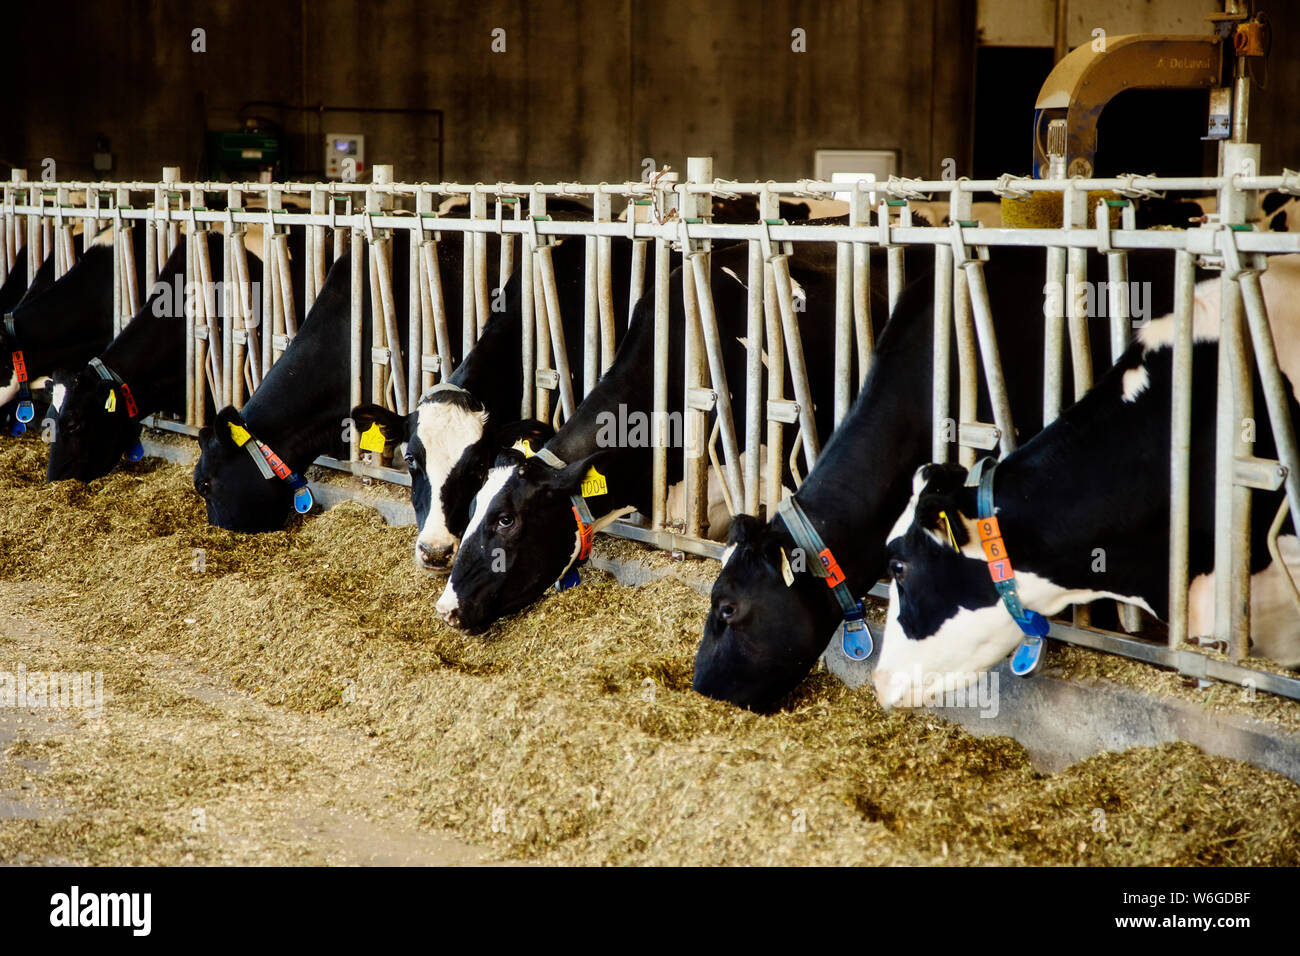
[5,1,1294,187]
[4,0,975,185]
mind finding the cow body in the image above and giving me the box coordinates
[0,229,142,412]
[46,231,258,481]
[874,255,1300,709]
[693,245,1194,711]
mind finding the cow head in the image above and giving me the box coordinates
[45,367,143,482]
[692,514,835,711]
[435,448,608,631]
[351,390,554,570]
[873,464,1022,709]
[194,406,294,533]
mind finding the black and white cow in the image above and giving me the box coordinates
[873,255,1300,709]
[0,227,146,418]
[192,243,367,532]
[348,234,641,569]
[433,239,877,632]
[1261,191,1300,233]
[45,230,254,482]
[0,242,61,314]
[693,245,1193,711]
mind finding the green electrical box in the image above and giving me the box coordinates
[206,129,283,181]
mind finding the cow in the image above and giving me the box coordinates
[432,238,884,632]
[45,229,256,482]
[0,226,149,427]
[347,234,643,569]
[0,242,61,314]
[1261,190,1300,233]
[873,254,1300,710]
[192,241,374,533]
[692,245,1194,711]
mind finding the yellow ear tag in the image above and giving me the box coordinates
[103,389,117,413]
[512,439,535,458]
[779,546,795,587]
[227,422,252,447]
[939,510,960,552]
[580,466,608,498]
[359,422,387,454]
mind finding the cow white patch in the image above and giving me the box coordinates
[51,383,67,413]
[0,368,16,407]
[459,463,518,546]
[412,398,490,556]
[1137,255,1300,388]
[721,267,746,289]
[1121,364,1150,403]
[435,578,459,619]
[873,566,1153,710]
[90,227,114,249]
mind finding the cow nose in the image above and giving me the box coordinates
[417,541,454,568]
[872,669,910,710]
[435,587,460,626]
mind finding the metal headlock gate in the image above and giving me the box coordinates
[5,154,1300,701]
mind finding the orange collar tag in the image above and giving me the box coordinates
[259,443,294,482]
[818,548,846,589]
[976,514,1014,582]
[119,382,139,419]
[572,506,594,561]
[11,351,27,383]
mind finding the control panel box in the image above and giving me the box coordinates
[325,133,365,180]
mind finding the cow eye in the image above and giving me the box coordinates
[196,478,211,496]
[404,453,420,473]
[496,513,515,530]
[889,559,907,584]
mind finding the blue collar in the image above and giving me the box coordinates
[968,458,1049,638]
[776,496,873,661]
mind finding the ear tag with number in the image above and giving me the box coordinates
[939,510,960,552]
[104,389,117,413]
[512,439,535,458]
[779,546,795,587]
[359,422,387,453]
[227,422,252,447]
[580,466,607,498]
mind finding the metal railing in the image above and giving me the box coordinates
[5,157,1300,701]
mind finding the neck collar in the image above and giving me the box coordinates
[226,416,315,515]
[775,496,873,661]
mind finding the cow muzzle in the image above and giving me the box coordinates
[416,540,455,570]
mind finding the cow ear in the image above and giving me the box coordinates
[495,417,555,452]
[726,513,765,548]
[351,403,408,450]
[915,489,972,550]
[211,406,246,449]
[543,449,615,496]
